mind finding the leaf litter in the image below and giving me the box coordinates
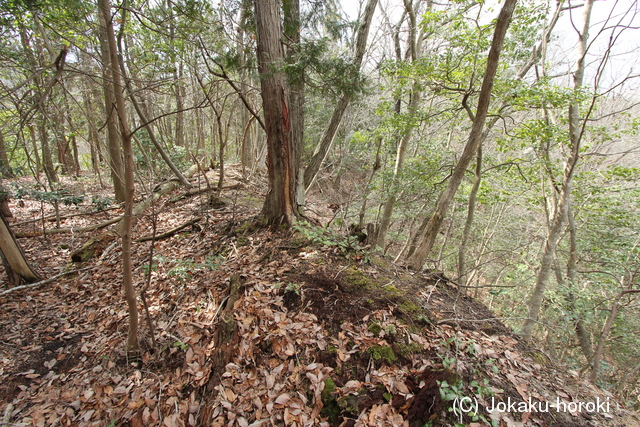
[1,169,639,426]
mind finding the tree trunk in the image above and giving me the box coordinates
[457,145,482,285]
[407,0,517,270]
[283,0,305,209]
[38,116,58,186]
[0,129,14,178]
[0,215,41,286]
[117,58,192,187]
[303,0,378,195]
[98,8,126,202]
[83,84,103,179]
[522,0,593,341]
[375,0,422,250]
[589,288,640,382]
[28,125,42,178]
[99,0,139,355]
[565,205,593,361]
[255,0,297,225]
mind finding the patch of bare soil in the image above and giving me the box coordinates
[1,169,639,427]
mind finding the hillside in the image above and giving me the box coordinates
[1,170,639,427]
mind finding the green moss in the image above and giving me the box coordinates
[232,220,258,236]
[337,394,360,416]
[398,300,421,315]
[236,236,249,246]
[384,324,397,337]
[367,345,397,364]
[381,284,402,298]
[320,377,341,422]
[341,267,375,293]
[368,322,382,336]
[322,399,341,422]
[322,377,336,401]
[290,231,311,248]
[527,350,550,366]
[396,342,424,358]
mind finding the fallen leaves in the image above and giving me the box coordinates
[0,172,635,427]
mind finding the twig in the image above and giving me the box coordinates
[0,267,94,297]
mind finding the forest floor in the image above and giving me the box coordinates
[1,166,639,427]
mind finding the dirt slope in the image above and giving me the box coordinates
[1,173,639,426]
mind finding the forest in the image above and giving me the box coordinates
[1,0,640,425]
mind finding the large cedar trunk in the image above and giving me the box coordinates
[255,0,297,225]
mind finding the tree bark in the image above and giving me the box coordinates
[407,0,517,270]
[38,116,58,186]
[522,0,593,341]
[255,0,297,225]
[283,0,304,209]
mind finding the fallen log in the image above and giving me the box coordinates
[15,215,123,238]
[70,164,201,262]
[13,203,124,228]
[134,216,201,242]
[170,182,241,202]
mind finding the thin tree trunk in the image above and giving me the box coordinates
[303,0,378,194]
[358,137,383,230]
[38,116,58,186]
[589,287,640,382]
[0,129,13,178]
[28,125,41,178]
[99,0,138,355]
[457,145,482,284]
[407,0,517,270]
[98,9,126,202]
[83,85,103,178]
[566,205,593,361]
[375,0,423,249]
[522,0,593,341]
